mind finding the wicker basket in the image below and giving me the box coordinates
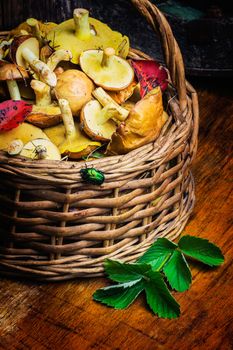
[0,0,199,281]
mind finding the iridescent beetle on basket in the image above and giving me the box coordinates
[80,167,105,185]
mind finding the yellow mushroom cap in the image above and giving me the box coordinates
[46,12,129,64]
[80,100,117,142]
[44,122,101,159]
[79,49,134,91]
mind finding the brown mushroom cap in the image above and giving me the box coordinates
[26,105,62,128]
[0,61,29,81]
[54,69,94,116]
[107,87,168,155]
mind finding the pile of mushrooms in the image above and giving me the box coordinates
[0,8,169,162]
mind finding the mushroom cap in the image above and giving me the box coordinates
[107,87,168,155]
[80,100,117,142]
[46,16,129,64]
[10,35,40,68]
[79,49,134,91]
[54,69,94,116]
[10,20,57,38]
[44,121,101,159]
[0,61,29,80]
[108,78,137,104]
[0,122,49,151]
[26,104,62,128]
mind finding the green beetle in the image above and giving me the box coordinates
[80,167,105,185]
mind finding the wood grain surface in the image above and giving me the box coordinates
[0,78,232,350]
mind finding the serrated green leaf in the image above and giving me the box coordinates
[137,238,177,270]
[163,250,192,292]
[104,259,151,283]
[144,270,180,319]
[178,235,224,267]
[93,279,145,309]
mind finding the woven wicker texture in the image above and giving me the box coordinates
[0,0,199,281]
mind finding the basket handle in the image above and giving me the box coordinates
[131,0,187,114]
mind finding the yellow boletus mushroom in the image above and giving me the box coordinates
[79,48,134,91]
[46,8,129,64]
[80,87,131,142]
[107,87,168,155]
[80,87,129,141]
[44,99,101,159]
[80,100,118,142]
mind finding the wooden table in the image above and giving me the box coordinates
[0,77,232,350]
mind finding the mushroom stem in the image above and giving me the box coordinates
[6,80,21,100]
[28,66,39,80]
[26,18,43,47]
[101,48,115,67]
[7,139,24,155]
[46,49,73,71]
[58,98,76,141]
[30,80,51,106]
[98,103,123,125]
[73,8,92,40]
[21,47,57,87]
[92,87,129,122]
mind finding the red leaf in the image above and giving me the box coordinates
[131,60,168,98]
[0,100,32,131]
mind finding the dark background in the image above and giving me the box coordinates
[0,0,232,76]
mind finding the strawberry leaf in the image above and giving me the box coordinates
[93,279,145,309]
[131,59,168,97]
[0,100,32,131]
[144,270,180,319]
[137,238,177,270]
[104,259,151,283]
[163,250,192,292]
[178,235,224,267]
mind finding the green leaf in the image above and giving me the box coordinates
[93,279,145,309]
[104,259,151,283]
[137,238,177,270]
[163,250,192,292]
[178,235,224,267]
[144,270,180,319]
[82,151,105,160]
